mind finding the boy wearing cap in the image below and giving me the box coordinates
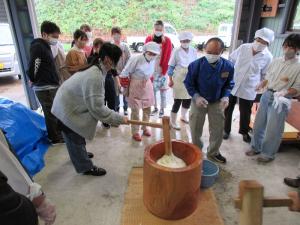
[119,42,160,142]
[223,28,274,143]
[168,32,198,130]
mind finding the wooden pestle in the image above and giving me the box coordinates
[127,116,172,155]
[162,116,172,155]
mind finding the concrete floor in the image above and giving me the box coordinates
[1,78,299,225]
[34,103,300,225]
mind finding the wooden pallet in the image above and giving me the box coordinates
[121,167,224,225]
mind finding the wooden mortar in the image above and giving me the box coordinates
[143,140,203,220]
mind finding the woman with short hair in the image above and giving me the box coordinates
[52,43,128,176]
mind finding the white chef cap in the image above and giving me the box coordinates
[143,41,161,55]
[254,28,275,44]
[178,32,194,41]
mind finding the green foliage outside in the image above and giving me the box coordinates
[292,3,300,29]
[34,0,235,35]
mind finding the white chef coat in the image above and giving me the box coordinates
[230,43,273,100]
[120,54,155,80]
[168,46,198,69]
[0,131,32,195]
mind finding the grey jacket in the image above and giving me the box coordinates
[51,64,124,140]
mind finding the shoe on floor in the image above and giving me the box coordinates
[257,156,273,163]
[87,152,94,159]
[284,177,300,188]
[124,110,128,116]
[143,129,152,137]
[51,138,65,145]
[245,149,260,156]
[208,153,227,164]
[102,123,111,129]
[83,166,106,176]
[150,108,158,116]
[242,133,251,143]
[223,132,230,140]
[159,109,164,118]
[132,133,142,142]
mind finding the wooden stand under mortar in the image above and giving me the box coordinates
[127,116,203,220]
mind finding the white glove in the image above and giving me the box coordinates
[220,97,229,110]
[274,89,288,98]
[272,95,291,114]
[27,182,42,200]
[36,198,56,225]
[195,96,208,108]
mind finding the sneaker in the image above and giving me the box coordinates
[51,139,65,145]
[132,133,142,142]
[143,129,152,137]
[284,177,300,188]
[208,153,227,164]
[223,132,230,140]
[257,156,273,163]
[87,152,94,159]
[124,110,128,116]
[102,123,111,129]
[242,133,251,143]
[83,166,106,176]
[159,109,164,118]
[245,149,260,156]
[151,108,158,116]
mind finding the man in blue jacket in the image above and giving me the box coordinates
[184,38,234,163]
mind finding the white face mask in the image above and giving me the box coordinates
[284,49,297,59]
[252,40,267,52]
[154,31,163,37]
[205,53,220,64]
[49,38,58,46]
[145,53,156,62]
[113,34,121,42]
[181,43,190,49]
[86,32,92,39]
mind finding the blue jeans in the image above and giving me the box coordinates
[61,129,93,173]
[116,94,128,112]
[251,90,289,159]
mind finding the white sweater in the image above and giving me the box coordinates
[51,65,124,140]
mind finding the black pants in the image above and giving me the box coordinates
[105,74,117,111]
[35,88,63,142]
[171,99,192,113]
[224,95,253,135]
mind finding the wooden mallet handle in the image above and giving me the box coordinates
[127,120,163,128]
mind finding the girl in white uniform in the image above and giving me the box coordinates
[168,32,197,129]
[120,42,160,142]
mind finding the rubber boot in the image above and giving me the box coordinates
[180,107,189,123]
[170,112,180,130]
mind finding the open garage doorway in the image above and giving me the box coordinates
[0,4,26,105]
[4,0,239,109]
